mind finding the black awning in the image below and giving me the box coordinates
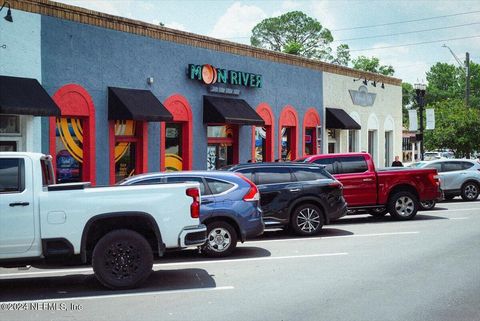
[0,75,61,116]
[203,95,264,126]
[326,108,361,130]
[108,87,173,121]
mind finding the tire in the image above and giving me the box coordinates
[419,200,436,210]
[202,221,237,258]
[461,182,479,201]
[290,204,324,236]
[368,208,388,217]
[387,191,418,220]
[92,229,153,290]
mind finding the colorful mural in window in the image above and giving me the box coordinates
[165,123,183,171]
[55,117,82,183]
[114,120,136,182]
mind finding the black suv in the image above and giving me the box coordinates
[224,163,347,236]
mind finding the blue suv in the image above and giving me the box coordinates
[119,171,264,257]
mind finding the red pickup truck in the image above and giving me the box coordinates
[296,153,442,220]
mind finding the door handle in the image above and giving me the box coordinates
[289,188,301,192]
[9,202,30,207]
[363,178,373,182]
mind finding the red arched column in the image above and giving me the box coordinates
[251,103,274,162]
[49,84,96,185]
[303,108,321,156]
[161,94,193,171]
[278,105,298,161]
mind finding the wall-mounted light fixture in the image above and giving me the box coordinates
[0,1,13,22]
[353,76,385,89]
[147,77,154,85]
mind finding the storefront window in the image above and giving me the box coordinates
[115,141,136,182]
[281,127,292,161]
[165,123,183,171]
[207,125,236,170]
[55,117,83,183]
[304,128,315,156]
[255,127,267,162]
[114,120,138,182]
[0,115,20,134]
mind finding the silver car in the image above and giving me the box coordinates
[415,159,480,201]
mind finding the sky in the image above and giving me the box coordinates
[54,0,480,84]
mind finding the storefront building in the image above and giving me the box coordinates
[1,1,402,185]
[323,72,402,167]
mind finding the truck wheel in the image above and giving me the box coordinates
[461,182,479,201]
[368,208,387,217]
[388,191,418,220]
[202,222,237,258]
[290,204,324,236]
[92,229,153,290]
[419,200,436,210]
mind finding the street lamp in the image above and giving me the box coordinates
[0,1,13,22]
[414,82,427,161]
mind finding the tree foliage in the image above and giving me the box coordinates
[426,61,480,107]
[250,11,350,65]
[352,56,395,76]
[424,99,480,157]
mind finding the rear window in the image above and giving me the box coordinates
[461,161,474,170]
[206,178,234,195]
[338,156,368,174]
[129,178,163,185]
[442,161,464,172]
[0,158,25,193]
[256,167,292,185]
[312,158,336,174]
[292,167,330,181]
[41,158,55,186]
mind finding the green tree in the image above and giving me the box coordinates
[426,61,480,107]
[424,99,480,157]
[250,11,350,65]
[352,56,395,76]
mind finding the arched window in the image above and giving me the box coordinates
[251,103,274,162]
[161,94,193,171]
[49,84,96,185]
[278,106,298,161]
[303,108,321,156]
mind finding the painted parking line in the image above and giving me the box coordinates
[0,253,348,279]
[0,286,235,304]
[249,231,420,244]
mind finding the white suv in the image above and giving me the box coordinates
[416,159,480,201]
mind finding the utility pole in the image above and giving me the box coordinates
[466,52,470,107]
[442,44,470,106]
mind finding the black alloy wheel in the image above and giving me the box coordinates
[290,204,324,236]
[92,229,153,290]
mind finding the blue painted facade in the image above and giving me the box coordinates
[40,16,323,186]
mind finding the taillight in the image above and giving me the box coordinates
[235,173,260,202]
[186,187,200,219]
[429,173,440,187]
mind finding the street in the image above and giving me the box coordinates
[1,199,479,321]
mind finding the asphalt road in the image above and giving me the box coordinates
[1,199,479,321]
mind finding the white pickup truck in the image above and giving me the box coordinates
[0,152,207,289]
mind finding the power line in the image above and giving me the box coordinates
[332,10,480,32]
[350,34,480,52]
[333,22,480,42]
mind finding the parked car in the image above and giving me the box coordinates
[223,163,347,236]
[119,171,264,257]
[296,153,442,220]
[412,159,480,201]
[424,151,455,161]
[0,152,206,289]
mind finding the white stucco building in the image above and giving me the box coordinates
[322,72,403,168]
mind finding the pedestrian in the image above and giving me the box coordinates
[391,156,404,167]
